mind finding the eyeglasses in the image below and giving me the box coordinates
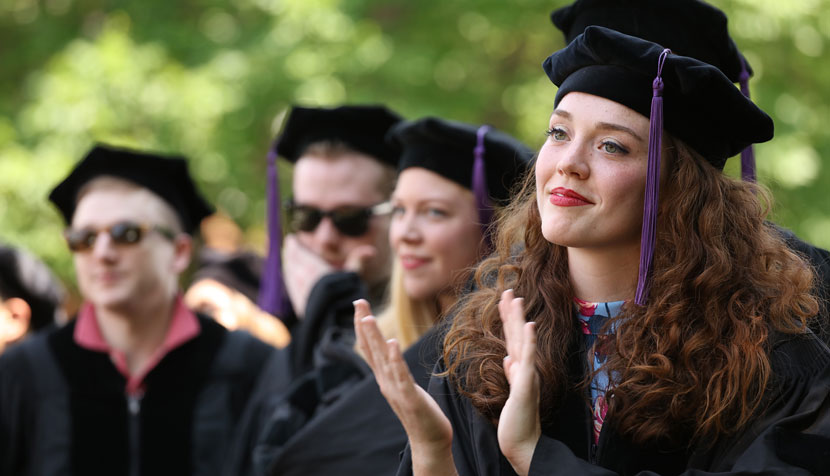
[286,201,393,237]
[63,221,176,252]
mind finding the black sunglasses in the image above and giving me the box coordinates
[287,201,392,237]
[63,221,176,253]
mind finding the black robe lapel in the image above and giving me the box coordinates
[138,317,225,475]
[49,322,130,476]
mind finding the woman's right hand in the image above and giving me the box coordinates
[497,289,541,476]
[353,299,457,476]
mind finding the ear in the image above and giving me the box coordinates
[1,297,32,344]
[171,234,193,274]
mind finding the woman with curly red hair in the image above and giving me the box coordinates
[356,26,830,476]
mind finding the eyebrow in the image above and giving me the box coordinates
[552,109,572,120]
[552,109,645,143]
[391,195,455,206]
[596,122,644,142]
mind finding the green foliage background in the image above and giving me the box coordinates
[1,0,828,293]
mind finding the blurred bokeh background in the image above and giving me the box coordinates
[1,0,828,300]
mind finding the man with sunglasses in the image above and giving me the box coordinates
[0,144,275,476]
[223,106,401,474]
[261,105,401,377]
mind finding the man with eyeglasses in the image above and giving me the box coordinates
[0,144,275,476]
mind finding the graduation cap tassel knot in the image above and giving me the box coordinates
[473,125,494,252]
[258,149,290,317]
[738,57,756,183]
[635,48,671,306]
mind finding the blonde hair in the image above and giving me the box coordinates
[374,261,440,351]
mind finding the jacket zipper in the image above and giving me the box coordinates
[127,393,143,476]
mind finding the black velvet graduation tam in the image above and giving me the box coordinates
[550,0,752,83]
[387,117,534,204]
[274,105,402,166]
[48,144,214,233]
[544,25,773,169]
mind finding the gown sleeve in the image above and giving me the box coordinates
[290,271,369,378]
[396,359,518,476]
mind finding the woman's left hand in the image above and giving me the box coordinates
[497,289,541,476]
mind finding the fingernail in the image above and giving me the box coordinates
[361,315,373,322]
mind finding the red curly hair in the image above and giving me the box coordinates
[442,137,818,446]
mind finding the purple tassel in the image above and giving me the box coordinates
[257,149,290,317]
[635,48,671,306]
[738,57,756,183]
[473,125,494,251]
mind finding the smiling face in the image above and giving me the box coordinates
[389,167,483,303]
[535,92,653,254]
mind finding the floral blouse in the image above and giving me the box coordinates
[574,298,625,445]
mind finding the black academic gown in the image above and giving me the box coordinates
[397,331,830,476]
[0,315,275,476]
[224,324,443,476]
[776,225,830,345]
[222,271,379,474]
[265,271,385,396]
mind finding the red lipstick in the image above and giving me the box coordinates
[550,187,593,207]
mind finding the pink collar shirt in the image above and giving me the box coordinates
[73,295,201,396]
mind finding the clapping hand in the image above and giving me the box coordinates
[353,299,457,476]
[497,289,541,476]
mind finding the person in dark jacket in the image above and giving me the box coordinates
[358,27,830,476]
[0,144,275,476]
[224,118,534,476]
[549,0,830,345]
[0,243,66,354]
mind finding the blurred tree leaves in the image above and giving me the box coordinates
[0,0,828,293]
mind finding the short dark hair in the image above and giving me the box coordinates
[0,244,65,330]
[301,140,397,197]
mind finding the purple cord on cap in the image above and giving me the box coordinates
[257,149,290,317]
[635,48,671,306]
[473,125,494,251]
[738,57,756,183]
